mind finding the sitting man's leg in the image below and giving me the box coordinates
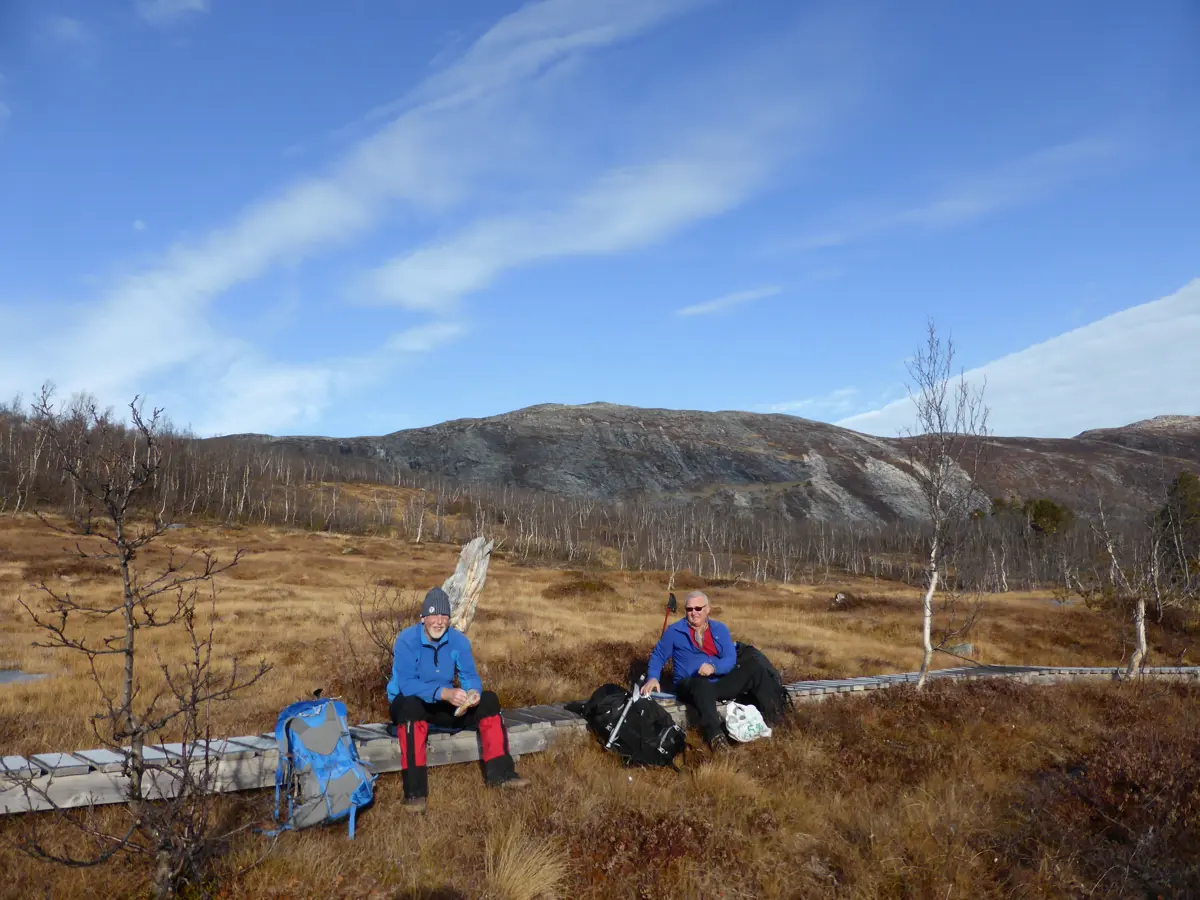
[454,690,528,788]
[679,662,779,749]
[390,694,431,808]
[675,676,725,748]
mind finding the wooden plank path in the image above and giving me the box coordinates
[3,664,1198,815]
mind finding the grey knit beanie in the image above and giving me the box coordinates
[422,586,452,619]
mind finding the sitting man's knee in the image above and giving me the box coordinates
[476,689,501,717]
[683,677,716,701]
[392,694,428,724]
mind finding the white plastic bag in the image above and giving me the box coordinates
[724,702,772,742]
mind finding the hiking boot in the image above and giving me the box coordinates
[495,775,531,790]
[709,733,732,754]
[402,796,427,814]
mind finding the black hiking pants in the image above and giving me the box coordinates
[675,655,777,744]
[389,691,517,799]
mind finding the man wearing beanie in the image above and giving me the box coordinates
[387,586,530,812]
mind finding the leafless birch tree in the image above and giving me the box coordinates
[903,323,990,689]
[11,389,270,898]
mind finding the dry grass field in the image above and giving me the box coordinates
[1,514,1197,899]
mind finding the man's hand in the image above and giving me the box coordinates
[440,687,468,707]
[697,663,716,677]
[641,678,661,696]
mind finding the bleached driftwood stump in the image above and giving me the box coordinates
[442,536,494,634]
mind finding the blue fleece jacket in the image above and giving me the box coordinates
[647,619,736,682]
[387,623,483,704]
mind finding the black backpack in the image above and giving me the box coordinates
[576,683,687,769]
[734,642,792,725]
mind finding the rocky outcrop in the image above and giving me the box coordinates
[219,404,1200,524]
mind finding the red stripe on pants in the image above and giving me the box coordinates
[399,721,428,769]
[478,713,506,762]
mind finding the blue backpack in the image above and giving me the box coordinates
[270,698,376,839]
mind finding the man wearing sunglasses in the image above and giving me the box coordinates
[641,590,778,752]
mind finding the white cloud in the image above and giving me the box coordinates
[354,4,861,312]
[763,386,859,416]
[793,137,1122,251]
[361,149,777,311]
[0,0,705,432]
[43,16,92,46]
[386,321,466,354]
[677,285,781,317]
[132,219,146,231]
[837,279,1200,438]
[136,0,209,27]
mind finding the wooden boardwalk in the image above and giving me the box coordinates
[3,664,1198,815]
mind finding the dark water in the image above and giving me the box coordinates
[0,670,47,685]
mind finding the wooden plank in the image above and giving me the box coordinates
[502,710,549,728]
[1,756,41,779]
[224,735,277,753]
[201,739,263,760]
[30,753,91,777]
[5,668,1200,816]
[350,724,391,741]
[121,745,176,767]
[353,737,402,774]
[528,707,568,724]
[73,748,126,773]
[2,771,129,813]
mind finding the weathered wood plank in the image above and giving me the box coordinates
[1,755,40,778]
[224,735,277,753]
[73,748,126,773]
[30,753,91,777]
[502,710,550,729]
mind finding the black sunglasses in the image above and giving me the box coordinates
[685,606,707,613]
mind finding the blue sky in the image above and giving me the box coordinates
[0,0,1197,439]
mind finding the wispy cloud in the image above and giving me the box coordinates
[43,15,92,46]
[837,279,1200,438]
[136,0,209,27]
[360,147,780,312]
[792,137,1123,251]
[386,321,466,354]
[356,9,861,313]
[0,0,711,434]
[761,386,860,417]
[676,285,781,317]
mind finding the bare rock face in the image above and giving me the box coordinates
[224,403,1200,524]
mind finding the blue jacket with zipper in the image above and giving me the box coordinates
[647,619,737,682]
[387,623,483,704]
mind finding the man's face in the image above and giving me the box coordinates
[423,614,450,641]
[684,597,710,629]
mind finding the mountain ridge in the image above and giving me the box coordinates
[210,404,1200,523]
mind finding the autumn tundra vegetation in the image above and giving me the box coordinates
[0,377,1197,899]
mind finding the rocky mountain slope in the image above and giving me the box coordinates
[219,405,1200,524]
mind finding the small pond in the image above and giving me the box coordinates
[0,670,48,685]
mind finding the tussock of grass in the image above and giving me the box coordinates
[484,818,569,900]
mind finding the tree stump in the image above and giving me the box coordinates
[443,536,494,634]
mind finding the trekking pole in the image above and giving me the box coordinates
[605,675,646,751]
[659,593,677,638]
